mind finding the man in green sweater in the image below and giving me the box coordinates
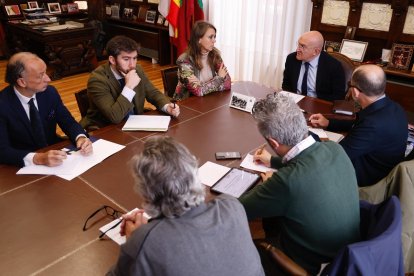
[240,93,360,275]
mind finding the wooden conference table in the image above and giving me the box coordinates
[0,82,346,275]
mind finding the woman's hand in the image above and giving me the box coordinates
[218,63,228,78]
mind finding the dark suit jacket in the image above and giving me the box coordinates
[0,85,87,167]
[282,51,346,101]
[328,97,408,187]
[80,63,170,129]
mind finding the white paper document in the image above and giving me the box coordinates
[279,91,305,103]
[122,115,171,131]
[17,139,125,180]
[99,208,150,245]
[309,127,344,143]
[240,154,277,173]
[198,161,231,187]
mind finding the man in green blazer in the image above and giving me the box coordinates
[80,35,180,129]
[240,93,360,275]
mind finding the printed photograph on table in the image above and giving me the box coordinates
[27,1,39,9]
[47,3,61,14]
[67,3,79,13]
[145,10,157,24]
[324,41,341,53]
[4,5,21,16]
[387,43,414,71]
[339,39,368,62]
[229,92,256,113]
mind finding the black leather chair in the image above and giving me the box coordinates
[161,66,179,98]
[74,89,89,118]
[328,52,356,100]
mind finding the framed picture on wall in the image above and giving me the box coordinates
[145,10,157,24]
[47,3,61,14]
[387,43,414,71]
[339,39,368,62]
[4,5,21,17]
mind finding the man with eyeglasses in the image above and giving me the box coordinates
[0,52,92,167]
[282,31,346,101]
[309,64,408,187]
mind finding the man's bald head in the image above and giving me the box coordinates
[5,52,40,85]
[300,31,324,50]
[351,65,386,97]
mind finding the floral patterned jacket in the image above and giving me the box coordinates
[173,53,231,100]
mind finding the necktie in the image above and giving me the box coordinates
[28,98,47,148]
[119,78,134,119]
[301,62,310,96]
[118,78,126,89]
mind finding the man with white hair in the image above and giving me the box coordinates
[282,31,346,101]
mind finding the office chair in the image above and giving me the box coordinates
[359,160,414,273]
[328,52,356,100]
[161,66,179,98]
[260,196,404,276]
[74,89,89,118]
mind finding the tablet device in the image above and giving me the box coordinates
[211,168,259,198]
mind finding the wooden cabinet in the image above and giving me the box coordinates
[6,22,96,79]
[104,18,171,65]
[311,0,414,113]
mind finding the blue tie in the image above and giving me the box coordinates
[119,78,134,119]
[28,98,47,148]
[301,62,310,96]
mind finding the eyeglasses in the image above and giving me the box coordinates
[82,205,124,238]
[347,81,363,92]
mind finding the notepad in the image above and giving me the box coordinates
[122,115,171,131]
[332,100,354,116]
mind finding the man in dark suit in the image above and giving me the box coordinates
[309,64,408,186]
[0,52,93,167]
[282,31,346,101]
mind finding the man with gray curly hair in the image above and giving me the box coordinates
[107,136,264,276]
[239,93,360,275]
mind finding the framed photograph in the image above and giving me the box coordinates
[67,3,79,13]
[111,5,120,18]
[123,8,134,19]
[157,15,165,25]
[20,4,28,11]
[145,10,156,24]
[324,41,341,53]
[387,43,414,70]
[344,26,356,40]
[27,1,39,9]
[137,6,148,21]
[61,4,68,13]
[4,5,21,17]
[339,39,368,62]
[47,3,61,14]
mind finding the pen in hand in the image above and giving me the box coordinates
[171,99,177,108]
[254,144,266,164]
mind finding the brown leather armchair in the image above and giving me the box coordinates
[161,66,179,98]
[328,52,356,100]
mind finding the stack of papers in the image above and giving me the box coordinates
[17,139,125,180]
[279,91,305,103]
[122,115,171,131]
[198,161,231,187]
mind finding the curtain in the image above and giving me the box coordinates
[207,0,312,89]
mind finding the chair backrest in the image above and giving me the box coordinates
[74,89,89,118]
[322,196,404,276]
[328,52,356,91]
[161,66,179,98]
